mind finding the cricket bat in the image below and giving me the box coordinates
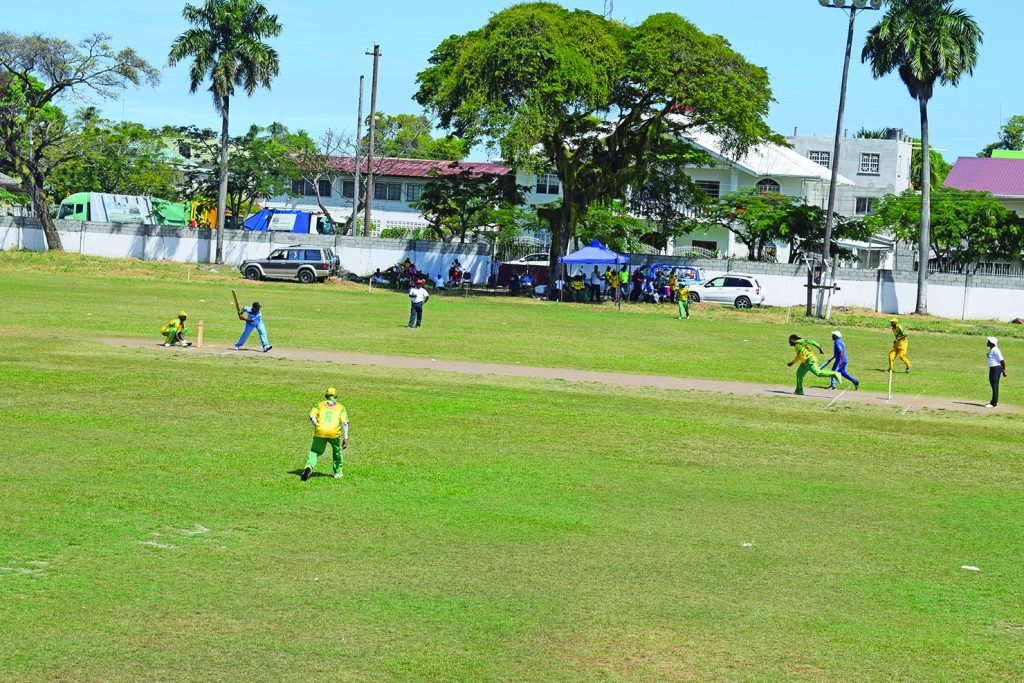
[231,290,243,319]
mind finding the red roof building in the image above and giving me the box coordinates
[944,157,1024,214]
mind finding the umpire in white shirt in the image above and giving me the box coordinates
[408,279,430,328]
[985,337,1008,408]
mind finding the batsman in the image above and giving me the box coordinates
[787,334,843,395]
[301,387,349,481]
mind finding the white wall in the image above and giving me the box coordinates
[3,219,494,283]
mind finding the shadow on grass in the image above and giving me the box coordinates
[287,469,332,479]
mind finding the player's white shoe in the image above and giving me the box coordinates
[233,346,241,351]
[984,403,995,408]
[163,343,172,347]
[333,471,343,479]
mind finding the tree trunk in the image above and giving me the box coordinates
[916,96,931,315]
[215,96,231,265]
[27,174,62,251]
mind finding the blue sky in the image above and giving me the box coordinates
[7,1,1019,162]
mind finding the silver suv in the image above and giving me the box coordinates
[688,273,765,308]
[240,246,340,284]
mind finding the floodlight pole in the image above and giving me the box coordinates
[815,0,880,318]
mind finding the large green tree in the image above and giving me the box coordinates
[174,123,296,227]
[50,111,180,200]
[862,0,982,314]
[368,112,468,161]
[868,188,1023,273]
[414,165,526,243]
[168,0,281,263]
[979,114,1024,158]
[0,32,158,250]
[415,3,775,275]
[690,189,877,263]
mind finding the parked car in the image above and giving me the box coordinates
[688,273,764,308]
[504,252,550,266]
[644,264,706,286]
[240,246,340,284]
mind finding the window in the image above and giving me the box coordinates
[535,173,560,195]
[269,250,287,260]
[58,204,73,219]
[342,181,355,199]
[304,250,323,261]
[725,277,751,288]
[374,182,402,201]
[287,250,304,261]
[705,277,726,288]
[291,179,319,196]
[756,178,780,194]
[694,180,721,197]
[317,179,332,198]
[692,240,717,252]
[860,153,880,174]
[406,184,424,202]
[855,197,876,215]
[808,150,831,169]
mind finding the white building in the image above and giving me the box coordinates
[785,127,914,217]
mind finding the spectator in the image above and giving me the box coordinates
[641,278,656,303]
[570,273,586,302]
[631,267,645,302]
[589,266,602,303]
[509,270,521,296]
[667,270,678,304]
[370,268,387,285]
[433,273,445,289]
[551,275,565,301]
[605,266,618,302]
[619,266,630,301]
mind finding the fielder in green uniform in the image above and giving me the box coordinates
[787,334,843,395]
[677,284,690,319]
[301,387,349,481]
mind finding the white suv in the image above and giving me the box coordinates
[689,274,764,308]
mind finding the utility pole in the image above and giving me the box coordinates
[815,0,882,317]
[363,44,381,237]
[351,75,364,237]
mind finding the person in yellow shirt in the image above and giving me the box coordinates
[787,334,843,395]
[888,318,911,373]
[301,387,349,481]
[677,283,690,319]
[667,272,678,303]
[161,311,190,347]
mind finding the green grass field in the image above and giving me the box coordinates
[2,252,1024,681]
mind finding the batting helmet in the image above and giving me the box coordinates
[325,387,338,398]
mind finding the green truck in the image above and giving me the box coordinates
[57,192,192,227]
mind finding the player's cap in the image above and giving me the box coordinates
[831,330,841,338]
[889,318,898,323]
[325,386,338,398]
[416,279,425,285]
[987,336,998,346]
[178,310,187,318]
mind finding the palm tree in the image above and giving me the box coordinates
[862,0,981,315]
[168,0,282,264]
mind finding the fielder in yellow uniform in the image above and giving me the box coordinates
[301,387,349,481]
[788,335,843,395]
[888,318,911,373]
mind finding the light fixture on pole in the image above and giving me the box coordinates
[813,0,882,318]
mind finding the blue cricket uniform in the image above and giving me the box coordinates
[829,337,859,388]
[236,306,270,350]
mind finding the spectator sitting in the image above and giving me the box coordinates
[509,270,521,296]
[370,268,387,285]
[570,274,586,302]
[434,273,445,289]
[642,278,657,303]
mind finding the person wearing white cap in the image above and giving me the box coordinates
[985,337,1008,408]
[827,331,859,390]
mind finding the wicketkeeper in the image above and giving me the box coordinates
[161,311,191,347]
[301,387,349,481]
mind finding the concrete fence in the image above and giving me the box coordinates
[4,216,1024,320]
[0,217,494,284]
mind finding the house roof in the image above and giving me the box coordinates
[944,157,1024,198]
[325,156,510,178]
[683,128,854,185]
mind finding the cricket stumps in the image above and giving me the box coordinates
[196,320,204,348]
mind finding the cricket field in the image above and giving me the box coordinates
[2,252,1023,681]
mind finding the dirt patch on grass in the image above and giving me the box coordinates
[104,337,1010,415]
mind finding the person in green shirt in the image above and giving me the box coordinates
[677,284,690,319]
[887,318,911,373]
[787,334,843,395]
[619,266,630,301]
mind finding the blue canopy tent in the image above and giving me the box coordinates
[243,208,315,233]
[558,239,631,266]
[557,240,630,305]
